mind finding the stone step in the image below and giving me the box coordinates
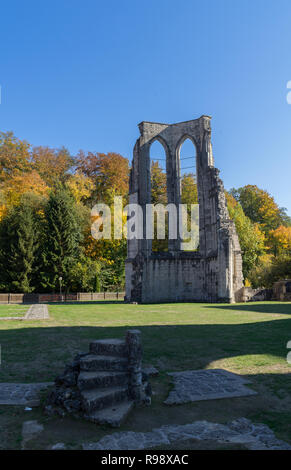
[81,386,129,413]
[78,371,128,390]
[89,338,127,357]
[80,355,128,372]
[85,400,134,427]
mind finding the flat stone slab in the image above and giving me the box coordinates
[164,369,257,405]
[86,400,134,427]
[24,304,49,320]
[0,382,53,406]
[82,417,291,450]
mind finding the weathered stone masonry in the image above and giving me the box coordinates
[125,116,243,303]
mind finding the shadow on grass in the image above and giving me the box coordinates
[1,305,291,449]
[0,315,291,382]
[206,303,291,315]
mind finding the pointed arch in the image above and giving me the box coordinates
[176,134,197,165]
[149,135,170,156]
[149,138,168,205]
[149,138,169,252]
[176,135,199,251]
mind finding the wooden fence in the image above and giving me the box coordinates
[0,292,125,304]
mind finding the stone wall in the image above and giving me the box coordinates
[272,280,291,301]
[126,116,244,303]
[236,287,273,302]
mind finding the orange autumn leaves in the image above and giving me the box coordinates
[0,131,130,220]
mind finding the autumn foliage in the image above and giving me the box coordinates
[0,132,129,292]
[0,129,290,292]
[228,185,291,286]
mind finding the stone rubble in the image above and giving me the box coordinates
[82,417,291,451]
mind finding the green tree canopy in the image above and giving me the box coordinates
[0,197,41,292]
[0,131,31,181]
[230,185,288,234]
[226,192,266,280]
[181,173,198,206]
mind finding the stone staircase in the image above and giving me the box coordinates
[78,338,134,426]
[46,330,150,427]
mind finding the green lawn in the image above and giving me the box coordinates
[0,301,291,449]
[0,305,29,318]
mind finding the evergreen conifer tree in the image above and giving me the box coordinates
[41,187,81,292]
[0,200,39,292]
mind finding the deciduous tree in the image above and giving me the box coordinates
[0,131,31,182]
[77,151,129,204]
[226,192,266,280]
[0,170,48,213]
[230,185,286,233]
[31,146,74,186]
[268,225,291,255]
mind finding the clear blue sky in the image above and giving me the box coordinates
[1,0,291,213]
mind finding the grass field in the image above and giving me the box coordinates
[0,305,29,318]
[0,301,290,449]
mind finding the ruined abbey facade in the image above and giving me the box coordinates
[125,116,243,303]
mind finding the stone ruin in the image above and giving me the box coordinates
[125,116,243,303]
[45,330,152,427]
[272,279,291,301]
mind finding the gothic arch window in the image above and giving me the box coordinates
[150,139,168,251]
[177,137,199,251]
